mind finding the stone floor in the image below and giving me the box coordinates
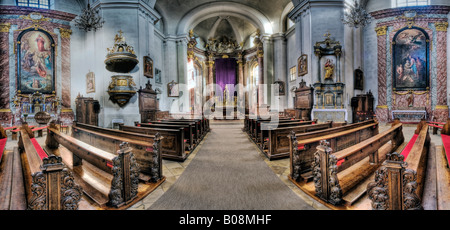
[2,121,442,210]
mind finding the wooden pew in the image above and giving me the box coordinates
[311,121,404,206]
[0,147,26,210]
[136,122,195,152]
[260,121,333,160]
[45,123,142,208]
[18,123,83,210]
[119,124,187,161]
[159,118,210,139]
[433,121,450,210]
[366,120,430,210]
[258,119,318,145]
[72,122,163,181]
[0,125,27,210]
[288,119,379,182]
[151,120,201,143]
[251,118,304,141]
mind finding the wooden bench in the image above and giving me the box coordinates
[0,147,26,210]
[18,123,82,210]
[136,122,195,152]
[0,125,27,210]
[11,125,35,140]
[120,124,187,161]
[260,121,334,160]
[366,120,430,210]
[288,119,379,182]
[152,120,202,143]
[72,122,163,182]
[428,119,448,135]
[158,118,210,140]
[250,118,304,142]
[45,123,141,208]
[434,123,450,210]
[311,121,404,206]
[257,119,318,145]
[31,126,48,137]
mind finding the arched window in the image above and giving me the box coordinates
[393,0,429,7]
[16,0,50,9]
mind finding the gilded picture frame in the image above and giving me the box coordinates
[167,80,179,97]
[298,54,308,76]
[144,56,153,78]
[392,27,429,91]
[274,80,286,96]
[17,28,56,94]
[86,71,95,93]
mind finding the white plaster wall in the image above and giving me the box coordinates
[286,28,297,108]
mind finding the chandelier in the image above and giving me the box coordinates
[74,0,105,32]
[341,0,373,28]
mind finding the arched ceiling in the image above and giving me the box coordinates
[155,0,292,35]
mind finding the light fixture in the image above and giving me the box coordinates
[341,0,373,28]
[74,0,105,32]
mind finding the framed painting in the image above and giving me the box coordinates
[167,80,179,97]
[144,56,153,78]
[354,68,364,90]
[274,80,286,96]
[392,27,429,91]
[298,54,308,76]
[86,71,95,93]
[155,68,162,84]
[17,28,56,94]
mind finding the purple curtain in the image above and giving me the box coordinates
[215,58,236,101]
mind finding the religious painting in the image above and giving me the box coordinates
[17,28,55,94]
[354,68,364,90]
[298,54,308,76]
[167,80,179,97]
[86,71,95,93]
[144,56,153,78]
[155,68,162,84]
[393,27,429,91]
[274,80,286,96]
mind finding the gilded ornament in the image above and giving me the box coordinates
[59,28,72,38]
[435,22,448,32]
[375,26,387,36]
[0,23,11,33]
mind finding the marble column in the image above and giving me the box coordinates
[59,27,74,122]
[434,21,449,121]
[375,25,389,122]
[0,23,13,124]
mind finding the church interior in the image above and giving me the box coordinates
[0,0,450,213]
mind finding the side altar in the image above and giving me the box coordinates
[311,33,347,123]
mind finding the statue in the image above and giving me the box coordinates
[223,85,229,106]
[407,91,414,107]
[324,59,334,80]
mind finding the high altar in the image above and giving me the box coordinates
[311,33,347,122]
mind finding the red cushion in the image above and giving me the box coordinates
[401,134,419,160]
[4,126,16,130]
[337,159,344,166]
[30,138,47,160]
[429,124,443,129]
[0,138,7,161]
[297,144,305,150]
[441,134,450,166]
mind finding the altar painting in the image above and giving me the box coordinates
[393,28,429,91]
[17,29,55,94]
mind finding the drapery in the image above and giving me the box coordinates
[215,58,236,101]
